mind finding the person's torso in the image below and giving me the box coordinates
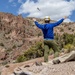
[42,24,54,40]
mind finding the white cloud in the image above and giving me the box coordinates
[18,0,75,21]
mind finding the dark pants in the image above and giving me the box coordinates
[44,40,59,62]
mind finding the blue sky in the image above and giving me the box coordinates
[0,0,75,22]
[0,0,22,15]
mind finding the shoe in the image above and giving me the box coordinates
[52,59,60,64]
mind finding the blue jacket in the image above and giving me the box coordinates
[34,18,64,40]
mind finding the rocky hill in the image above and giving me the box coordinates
[0,12,43,63]
[0,12,75,66]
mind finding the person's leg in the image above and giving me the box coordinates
[44,40,60,62]
[51,40,60,57]
[44,40,50,62]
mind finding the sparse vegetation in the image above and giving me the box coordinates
[54,33,75,52]
[17,42,44,62]
[60,28,64,32]
[2,61,8,65]
[62,33,75,45]
[5,65,10,68]
[16,55,26,62]
[0,72,1,75]
[68,27,71,30]
[64,44,74,53]
[37,33,42,37]
[0,43,4,46]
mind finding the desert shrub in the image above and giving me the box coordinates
[24,42,44,59]
[62,33,75,45]
[37,33,42,37]
[55,34,64,49]
[68,27,71,30]
[0,43,4,46]
[55,33,75,50]
[72,29,74,32]
[12,45,16,48]
[17,42,44,62]
[73,38,75,46]
[55,34,59,41]
[64,44,74,53]
[5,65,10,68]
[60,28,64,32]
[2,61,8,65]
[0,72,1,75]
[17,55,26,62]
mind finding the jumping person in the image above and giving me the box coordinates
[33,16,67,62]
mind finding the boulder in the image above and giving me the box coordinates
[52,51,75,64]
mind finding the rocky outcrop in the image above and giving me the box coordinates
[52,51,75,64]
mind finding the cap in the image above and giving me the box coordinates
[44,16,50,21]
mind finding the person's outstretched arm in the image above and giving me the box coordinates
[52,16,68,27]
[33,18,44,29]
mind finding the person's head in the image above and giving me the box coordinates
[44,16,50,23]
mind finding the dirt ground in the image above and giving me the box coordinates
[1,54,75,75]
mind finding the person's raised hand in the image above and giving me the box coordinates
[33,18,36,21]
[63,16,68,19]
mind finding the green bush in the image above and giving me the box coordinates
[2,61,8,65]
[62,33,75,45]
[64,44,74,53]
[55,33,75,51]
[60,28,64,32]
[68,27,71,30]
[0,43,4,46]
[0,72,1,75]
[17,42,44,62]
[17,55,26,62]
[5,65,10,68]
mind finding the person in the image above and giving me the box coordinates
[33,16,67,62]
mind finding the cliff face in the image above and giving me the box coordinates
[0,12,75,63]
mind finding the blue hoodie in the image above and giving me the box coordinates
[34,18,64,40]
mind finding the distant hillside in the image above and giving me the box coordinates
[0,12,42,63]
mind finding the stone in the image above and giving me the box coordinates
[35,62,42,66]
[14,67,35,75]
[52,51,75,64]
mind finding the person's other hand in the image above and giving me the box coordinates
[63,16,68,19]
[33,18,36,21]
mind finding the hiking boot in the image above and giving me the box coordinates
[52,59,60,64]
